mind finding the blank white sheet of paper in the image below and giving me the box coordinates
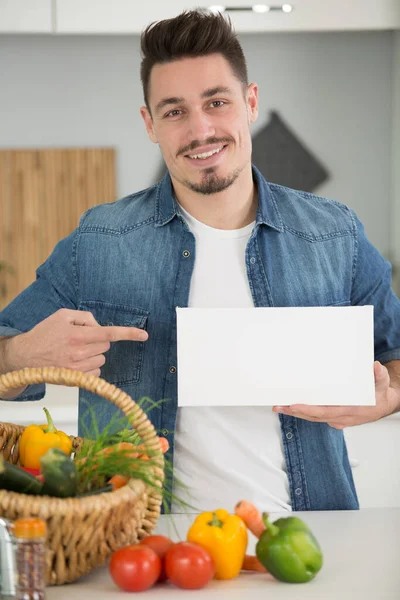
[176,306,375,407]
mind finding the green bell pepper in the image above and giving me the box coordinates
[272,516,311,532]
[256,513,323,583]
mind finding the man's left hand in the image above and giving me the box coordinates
[273,361,400,429]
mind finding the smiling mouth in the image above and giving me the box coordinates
[185,144,228,160]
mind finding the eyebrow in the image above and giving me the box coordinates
[154,86,232,114]
[202,86,231,98]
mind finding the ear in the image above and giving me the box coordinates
[140,106,158,143]
[246,83,259,124]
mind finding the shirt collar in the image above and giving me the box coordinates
[252,165,284,232]
[154,171,180,227]
[154,164,284,233]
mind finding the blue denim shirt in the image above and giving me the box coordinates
[1,166,400,511]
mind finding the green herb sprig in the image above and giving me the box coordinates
[74,398,196,516]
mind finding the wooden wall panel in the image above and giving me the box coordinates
[0,148,116,309]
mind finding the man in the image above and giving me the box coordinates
[0,10,399,513]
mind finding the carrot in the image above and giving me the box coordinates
[242,555,267,573]
[75,442,136,467]
[134,436,170,458]
[234,500,266,538]
[159,436,170,454]
[108,474,129,490]
[75,437,169,467]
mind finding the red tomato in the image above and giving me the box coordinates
[141,535,174,582]
[109,545,161,592]
[165,542,215,590]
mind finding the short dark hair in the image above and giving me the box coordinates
[140,9,248,109]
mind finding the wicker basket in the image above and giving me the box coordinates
[0,367,164,585]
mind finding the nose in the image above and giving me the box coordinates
[186,108,216,142]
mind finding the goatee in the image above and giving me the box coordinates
[184,168,241,195]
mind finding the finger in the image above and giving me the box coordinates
[274,404,357,420]
[68,342,110,362]
[82,342,111,355]
[374,360,382,381]
[86,368,101,377]
[327,417,359,429]
[276,404,369,424]
[273,408,358,427]
[297,405,364,420]
[72,354,106,373]
[83,325,149,343]
[63,309,99,327]
[374,361,390,391]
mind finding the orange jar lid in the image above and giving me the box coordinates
[13,518,47,539]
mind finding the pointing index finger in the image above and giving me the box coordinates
[83,325,148,344]
[105,326,148,342]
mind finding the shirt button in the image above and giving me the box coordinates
[250,257,256,264]
[295,488,302,496]
[169,366,177,374]
[183,250,191,258]
[107,322,114,326]
[161,429,169,436]
[286,431,293,440]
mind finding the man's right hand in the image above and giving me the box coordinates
[0,308,149,398]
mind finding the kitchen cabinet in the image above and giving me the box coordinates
[220,0,400,33]
[0,0,52,33]
[55,0,189,34]
[54,0,400,34]
[0,148,116,311]
[2,0,399,35]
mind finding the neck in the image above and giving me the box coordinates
[171,164,257,230]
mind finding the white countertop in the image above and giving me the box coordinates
[47,508,400,599]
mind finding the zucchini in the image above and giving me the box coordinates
[76,484,113,498]
[0,455,43,495]
[40,448,77,498]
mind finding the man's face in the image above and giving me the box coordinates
[140,54,258,195]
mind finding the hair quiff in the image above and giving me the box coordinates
[140,9,248,109]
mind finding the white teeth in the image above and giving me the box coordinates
[189,147,223,159]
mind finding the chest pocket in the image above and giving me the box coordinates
[78,301,149,386]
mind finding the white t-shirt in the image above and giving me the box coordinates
[172,205,291,513]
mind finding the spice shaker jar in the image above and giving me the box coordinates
[0,517,17,599]
[13,518,47,600]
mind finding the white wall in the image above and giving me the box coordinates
[392,31,400,293]
[243,31,393,257]
[0,30,394,256]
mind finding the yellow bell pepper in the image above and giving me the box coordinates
[19,407,72,470]
[187,508,248,580]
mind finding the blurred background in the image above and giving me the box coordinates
[0,0,400,508]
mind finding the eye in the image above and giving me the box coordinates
[210,100,226,108]
[165,109,183,118]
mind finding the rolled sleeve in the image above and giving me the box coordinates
[375,348,400,364]
[0,228,79,402]
[0,326,23,338]
[350,210,400,362]
[0,327,46,401]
